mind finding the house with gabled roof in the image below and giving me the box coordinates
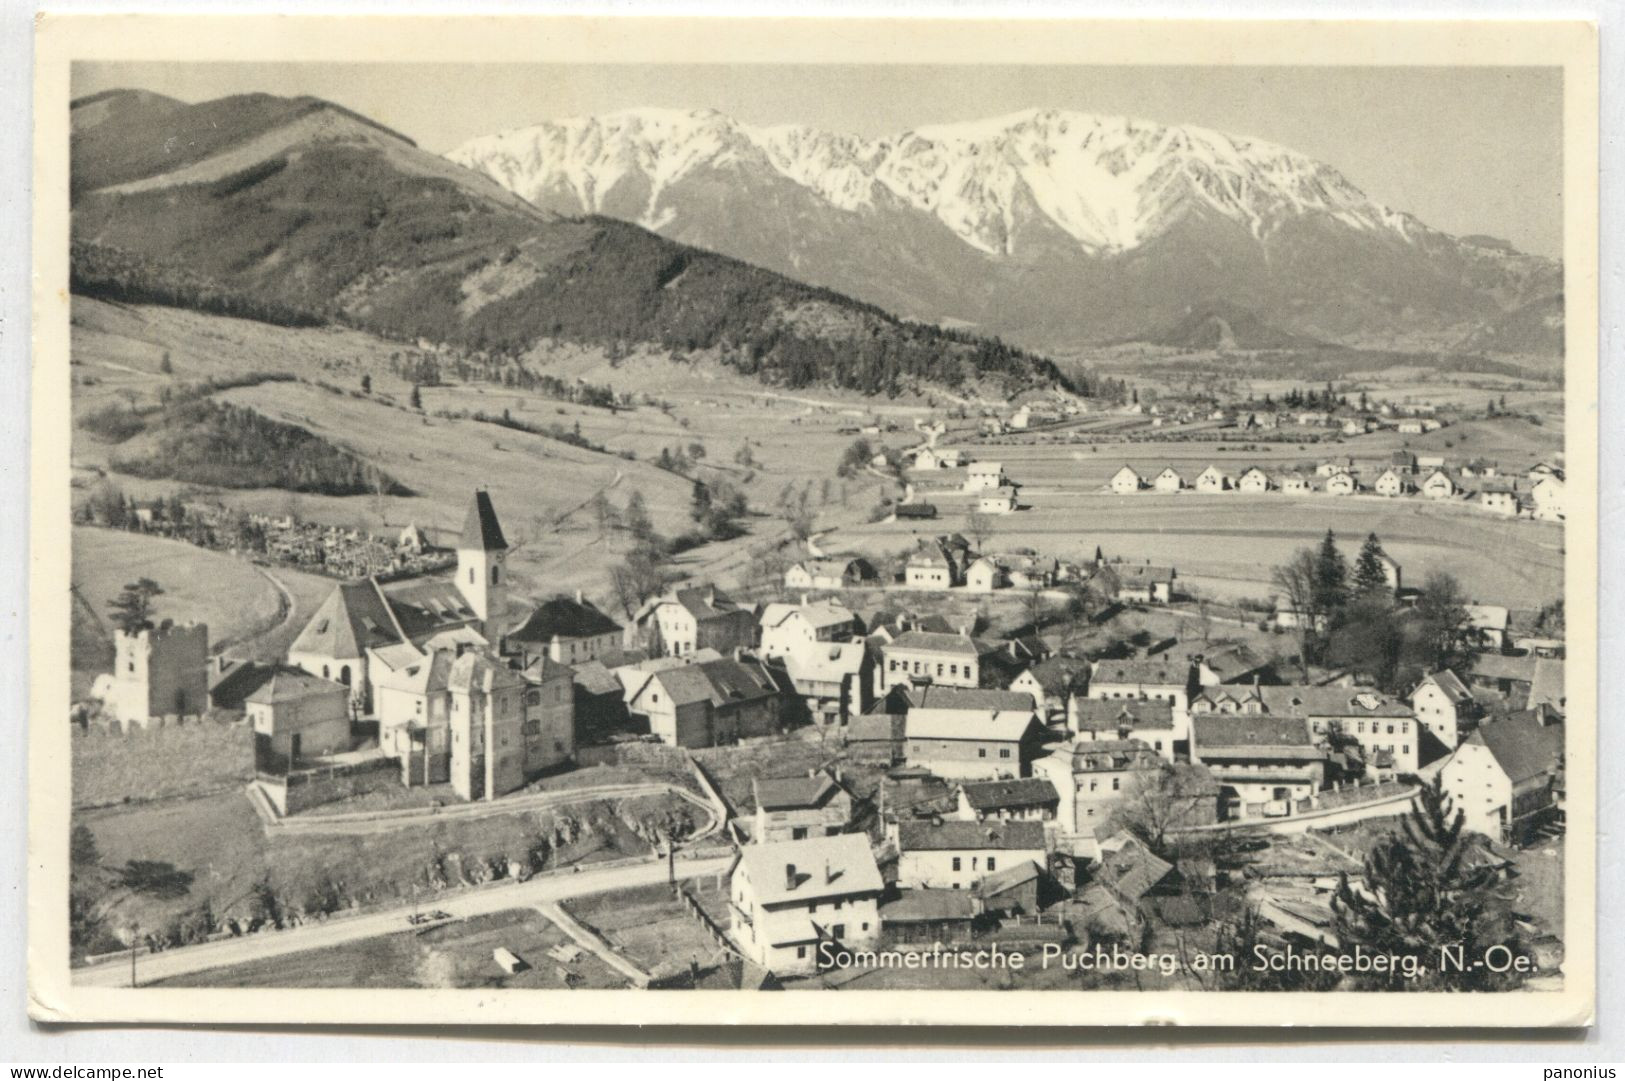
[1195,465,1230,493]
[1152,467,1184,492]
[1109,465,1143,494]
[902,688,1043,780]
[1279,472,1313,494]
[630,583,755,658]
[245,667,351,764]
[1324,470,1359,496]
[1030,736,1164,833]
[1409,669,1473,752]
[1009,655,1091,721]
[1190,713,1324,821]
[880,630,993,692]
[1440,707,1564,842]
[1236,466,1271,493]
[730,834,883,975]
[894,819,1047,892]
[1088,656,1192,727]
[629,656,782,748]
[783,557,878,591]
[1373,468,1411,497]
[752,771,854,843]
[1099,563,1176,604]
[289,490,507,713]
[1201,683,1419,776]
[505,591,622,667]
[1421,469,1457,499]
[1066,698,1177,761]
[954,777,1060,824]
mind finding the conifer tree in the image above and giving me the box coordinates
[1312,529,1349,615]
[1352,532,1392,597]
[1332,777,1524,991]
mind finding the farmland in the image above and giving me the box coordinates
[153,908,627,989]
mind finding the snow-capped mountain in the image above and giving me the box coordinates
[449,108,1561,353]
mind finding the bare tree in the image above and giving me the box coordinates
[1270,547,1320,680]
[964,509,995,551]
[1110,763,1219,856]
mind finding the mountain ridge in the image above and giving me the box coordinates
[68,90,1082,399]
[450,107,1561,355]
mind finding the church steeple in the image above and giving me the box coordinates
[456,490,507,641]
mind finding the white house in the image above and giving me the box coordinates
[965,556,1008,593]
[964,462,1008,492]
[1152,468,1184,493]
[1478,485,1521,517]
[1110,466,1143,494]
[1439,709,1563,843]
[729,834,883,975]
[1531,476,1565,522]
[1421,470,1457,499]
[977,485,1019,515]
[1465,604,1511,650]
[894,819,1046,892]
[1195,465,1230,493]
[1410,669,1473,751]
[1237,467,1271,493]
[1280,473,1312,494]
[1373,469,1410,497]
[1325,471,1358,496]
[903,693,1043,780]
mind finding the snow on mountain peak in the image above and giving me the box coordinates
[449,106,1419,257]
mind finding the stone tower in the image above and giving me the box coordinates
[455,489,508,643]
[103,619,209,728]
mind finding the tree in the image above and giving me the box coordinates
[1352,532,1392,597]
[623,489,654,543]
[360,373,372,394]
[1332,776,1525,991]
[116,859,194,900]
[964,509,995,551]
[158,351,173,375]
[1110,763,1218,857]
[409,384,422,410]
[1414,572,1471,670]
[689,479,713,526]
[1270,548,1320,679]
[1327,594,1408,692]
[589,490,617,538]
[608,539,669,620]
[107,577,164,634]
[1312,529,1349,615]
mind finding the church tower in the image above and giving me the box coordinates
[456,489,508,643]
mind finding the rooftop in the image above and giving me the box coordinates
[886,630,982,656]
[459,490,508,552]
[754,774,843,812]
[506,595,622,643]
[958,777,1059,811]
[897,819,1045,853]
[244,666,348,705]
[1092,657,1189,687]
[1070,698,1176,731]
[737,834,883,906]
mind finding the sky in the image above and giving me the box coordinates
[73,62,1565,258]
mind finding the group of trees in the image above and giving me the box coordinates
[1272,530,1472,693]
[110,398,409,497]
[106,577,164,634]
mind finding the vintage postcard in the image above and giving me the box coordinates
[29,15,1597,1028]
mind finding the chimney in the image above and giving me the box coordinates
[706,585,716,607]
[785,863,798,891]
[575,588,584,605]
[801,593,810,607]
[825,860,834,885]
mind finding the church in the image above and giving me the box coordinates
[288,489,511,712]
[286,490,576,799]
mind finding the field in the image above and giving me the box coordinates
[72,719,253,809]
[70,525,340,697]
[70,298,906,609]
[153,908,627,989]
[563,880,736,979]
[827,433,1565,610]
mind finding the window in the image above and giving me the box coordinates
[978,748,987,758]
[796,946,807,960]
[987,858,996,872]
[468,568,475,585]
[862,923,869,932]
[999,748,1011,759]
[1112,777,1121,791]
[951,857,961,871]
[1387,724,1395,735]
[491,566,499,585]
[809,902,816,913]
[833,923,846,939]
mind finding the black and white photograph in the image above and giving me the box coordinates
[26,13,1599,1030]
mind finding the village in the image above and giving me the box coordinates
[73,476,1566,990]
